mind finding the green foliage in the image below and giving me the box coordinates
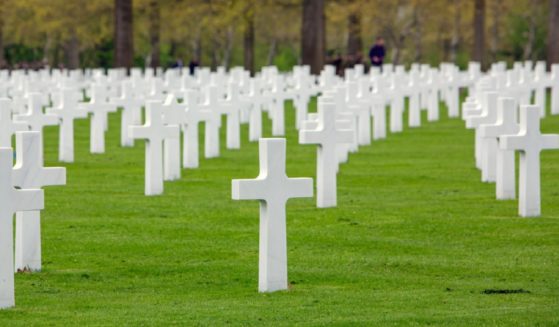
[4,44,43,65]
[0,0,555,70]
[273,46,299,72]
[504,13,548,62]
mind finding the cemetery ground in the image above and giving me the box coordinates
[1,100,558,325]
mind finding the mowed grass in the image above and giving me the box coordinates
[1,97,558,325]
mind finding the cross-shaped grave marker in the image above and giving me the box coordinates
[500,105,559,217]
[466,92,499,181]
[14,93,58,133]
[160,94,185,181]
[200,85,225,158]
[129,101,180,196]
[221,83,249,149]
[0,148,44,309]
[479,98,520,200]
[12,131,66,272]
[81,85,118,154]
[111,81,144,147]
[232,138,313,292]
[181,90,211,169]
[299,97,354,208]
[47,89,88,163]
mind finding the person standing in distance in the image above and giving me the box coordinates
[369,37,386,70]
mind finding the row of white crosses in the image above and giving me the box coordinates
[463,73,559,217]
[1,61,557,301]
[229,61,559,294]
[3,62,557,202]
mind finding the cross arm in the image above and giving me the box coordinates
[129,126,151,140]
[499,134,526,151]
[479,124,503,138]
[232,179,267,201]
[337,129,355,144]
[286,178,313,199]
[542,134,559,151]
[299,128,322,145]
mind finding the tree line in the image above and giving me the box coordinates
[1,0,558,72]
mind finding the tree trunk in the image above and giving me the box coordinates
[547,0,559,66]
[302,0,325,74]
[114,0,134,69]
[222,26,234,69]
[267,39,277,66]
[0,1,6,68]
[148,0,160,70]
[524,8,537,61]
[244,6,255,75]
[191,31,202,62]
[412,5,422,62]
[64,32,80,69]
[472,0,485,65]
[450,0,461,63]
[211,37,220,70]
[489,0,502,62]
[347,8,362,58]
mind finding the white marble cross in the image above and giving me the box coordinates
[181,90,206,168]
[467,92,498,181]
[299,98,354,208]
[0,147,44,309]
[0,99,28,147]
[479,98,520,200]
[500,105,559,217]
[247,79,266,142]
[293,82,314,130]
[110,81,144,147]
[426,70,440,122]
[12,132,66,272]
[47,89,88,163]
[14,93,58,133]
[346,82,372,145]
[129,101,180,196]
[232,138,313,293]
[81,85,117,154]
[270,77,291,136]
[160,94,184,181]
[200,85,224,158]
[220,83,247,150]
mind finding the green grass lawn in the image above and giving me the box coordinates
[1,99,558,325]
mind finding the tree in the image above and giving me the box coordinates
[346,1,362,58]
[148,0,160,69]
[302,0,325,74]
[547,0,559,65]
[473,0,486,65]
[243,7,255,75]
[114,0,134,69]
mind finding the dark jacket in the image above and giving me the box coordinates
[369,45,386,66]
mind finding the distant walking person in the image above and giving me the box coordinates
[369,37,386,69]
